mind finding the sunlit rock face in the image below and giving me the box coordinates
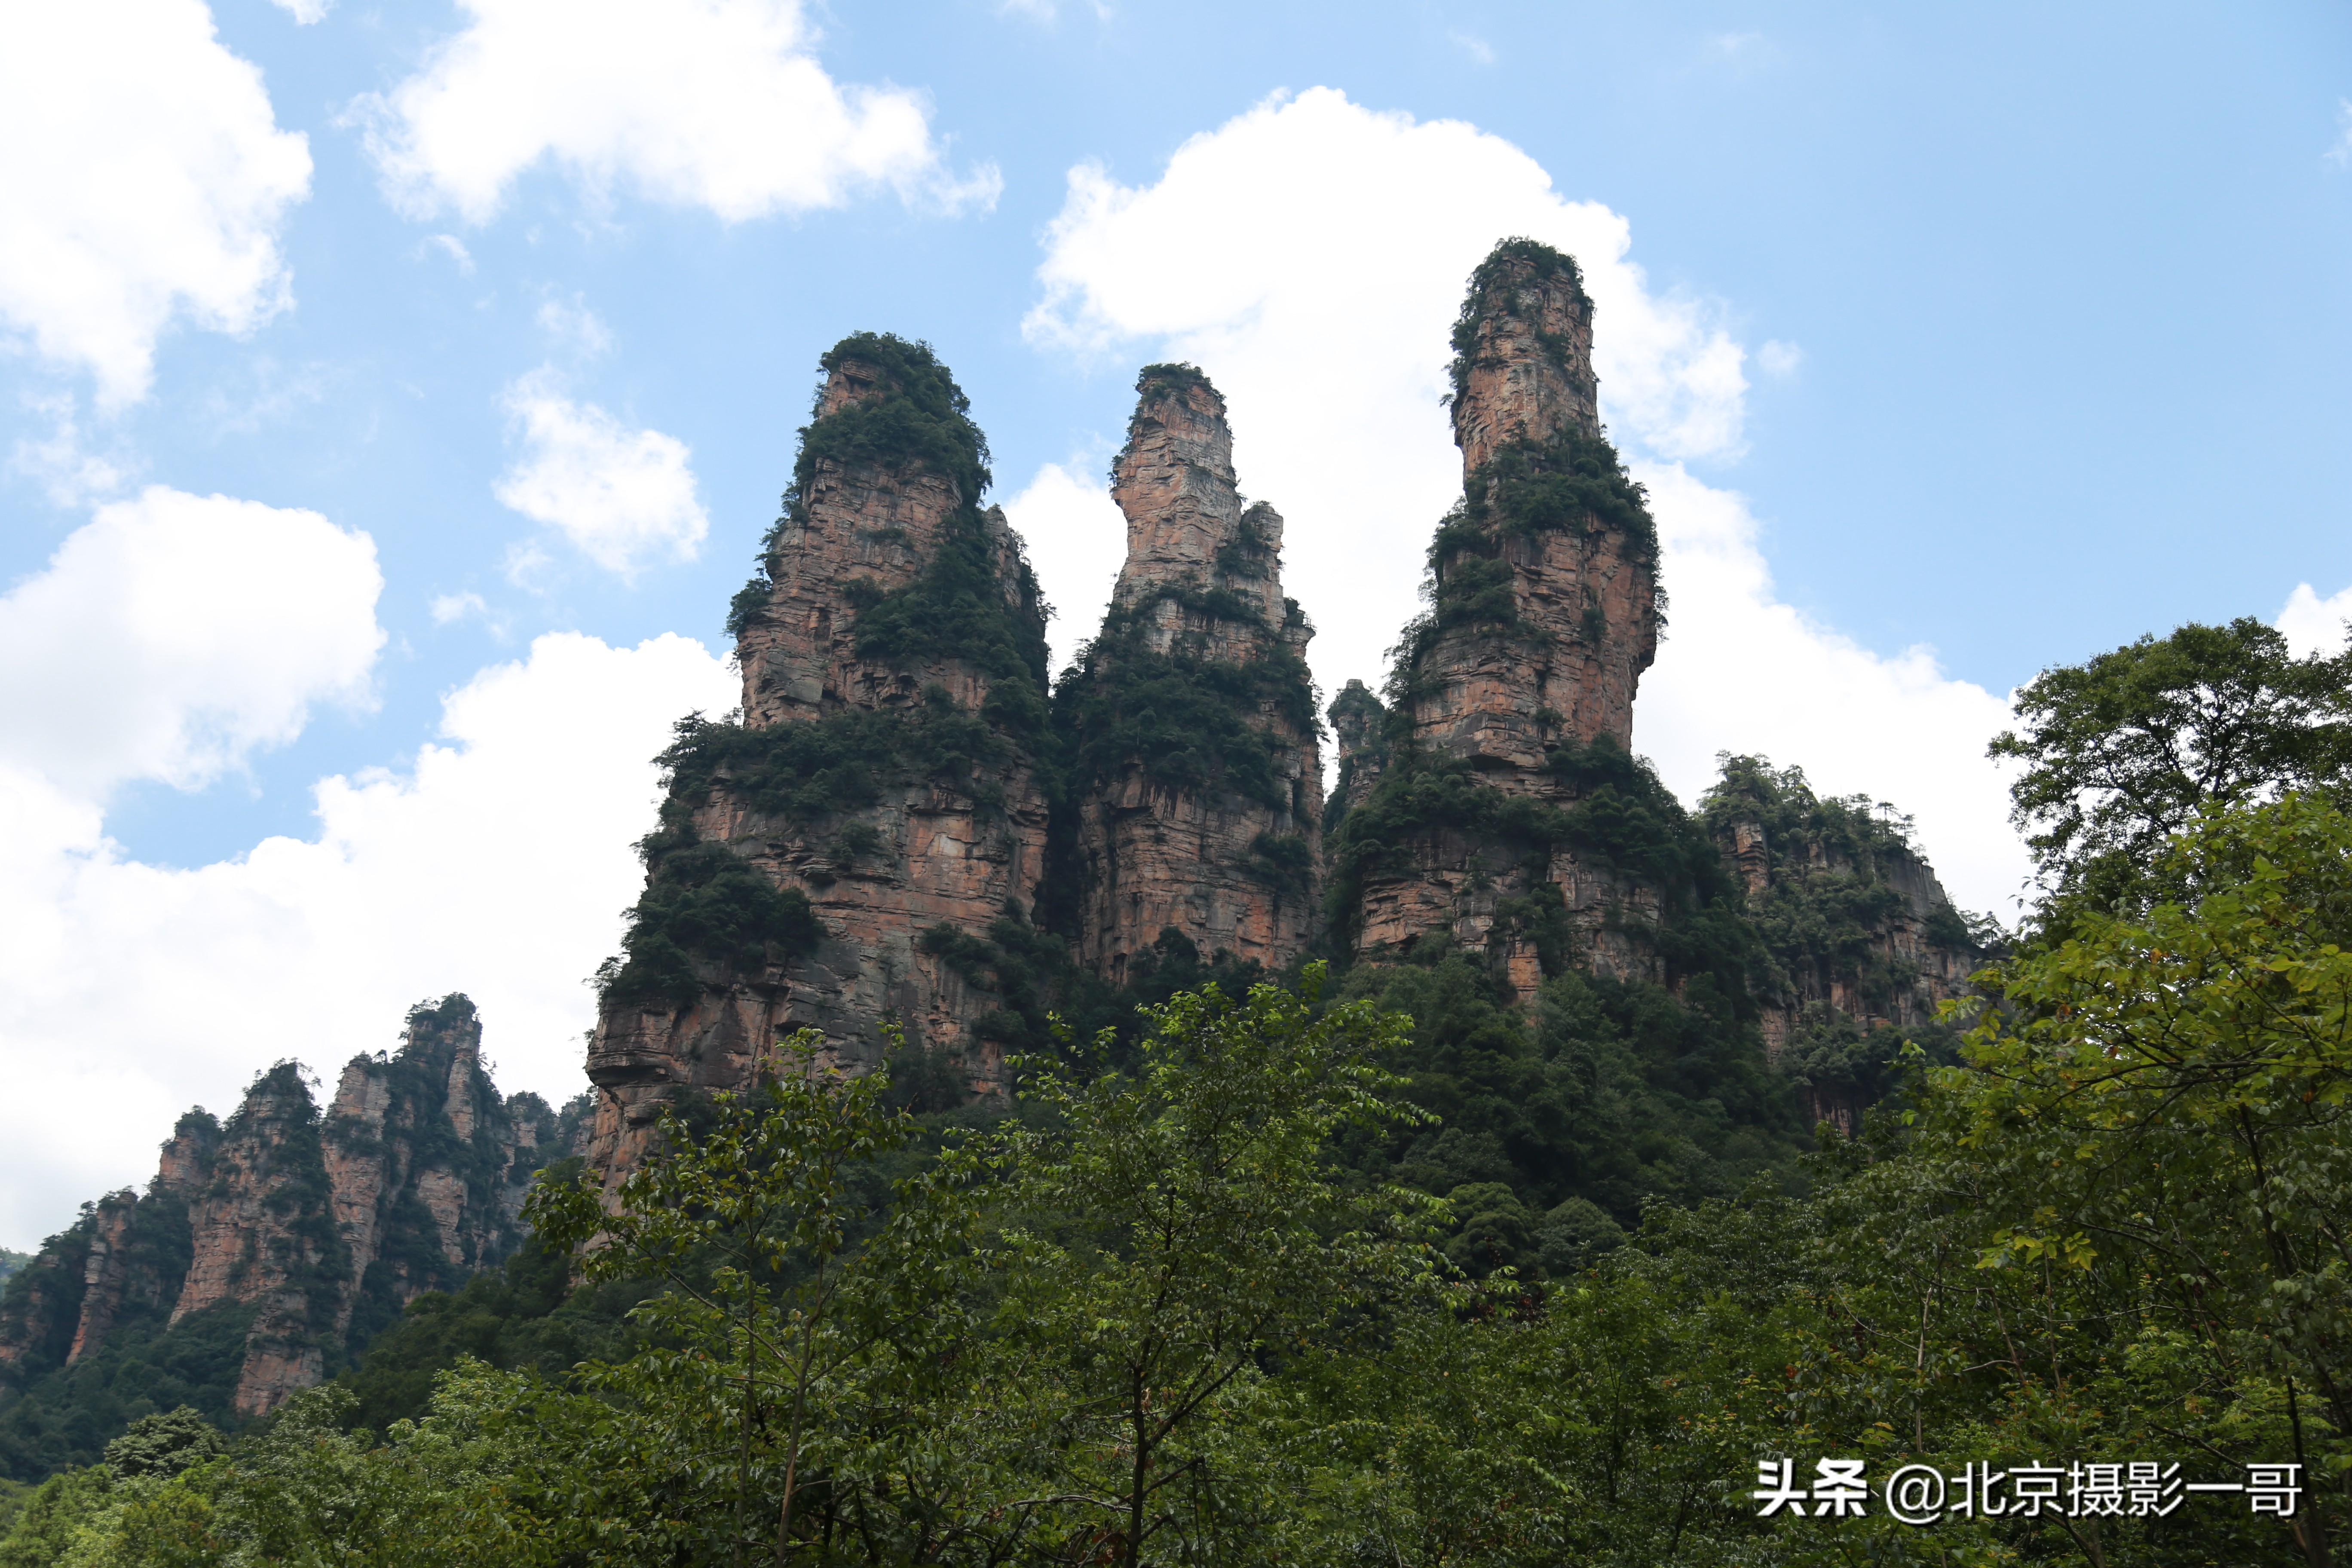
[1065,367,1324,986]
[1345,242,1664,1000]
[0,997,560,1418]
[585,338,1054,1194]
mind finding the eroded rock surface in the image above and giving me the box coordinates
[1064,368,1324,982]
[0,996,564,1418]
[1341,243,1665,997]
[586,336,1055,1190]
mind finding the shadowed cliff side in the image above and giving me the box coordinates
[1057,365,1324,983]
[1698,756,1992,1132]
[585,334,1055,1193]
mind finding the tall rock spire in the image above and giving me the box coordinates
[1406,240,1658,775]
[1334,239,1666,999]
[1063,366,1323,982]
[1447,243,1602,470]
[585,334,1054,1188]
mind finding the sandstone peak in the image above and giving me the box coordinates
[0,994,567,1420]
[1109,364,1250,611]
[1066,364,1323,980]
[1448,238,1601,475]
[590,333,1055,1192]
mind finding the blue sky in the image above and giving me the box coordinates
[2,0,2347,1247]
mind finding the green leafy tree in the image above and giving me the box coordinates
[99,1410,219,1482]
[1927,793,2352,1563]
[526,1030,978,1566]
[988,966,1444,1566]
[1991,617,2352,924]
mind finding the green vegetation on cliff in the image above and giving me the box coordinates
[1326,735,1755,988]
[597,832,824,1010]
[728,332,998,641]
[1053,598,1317,814]
[723,333,1048,708]
[20,780,2347,1563]
[1445,236,1589,408]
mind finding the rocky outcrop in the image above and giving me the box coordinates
[1061,367,1324,983]
[0,996,566,1419]
[1335,240,1666,998]
[1700,757,1988,1132]
[1404,242,1657,771]
[586,334,1056,1190]
[1326,681,1388,819]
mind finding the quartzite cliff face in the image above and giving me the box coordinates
[0,997,563,1418]
[1064,368,1324,983]
[1338,243,1666,998]
[585,336,1056,1189]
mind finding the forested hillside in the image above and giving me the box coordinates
[4,241,2347,1564]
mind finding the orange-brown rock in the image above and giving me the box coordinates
[585,334,1054,1191]
[1340,241,1664,998]
[0,995,566,1420]
[1700,767,1986,1132]
[1064,367,1323,983]
[1406,244,1657,772]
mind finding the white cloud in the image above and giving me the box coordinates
[425,233,476,273]
[267,0,330,21]
[10,393,135,505]
[2328,101,2352,169]
[354,0,999,225]
[1756,339,1803,377]
[1001,459,1127,675]
[0,630,737,1250]
[2276,580,2352,657]
[0,487,383,798]
[1632,466,2024,914]
[495,371,710,577]
[1024,86,2028,911]
[429,589,490,625]
[1450,31,1497,67]
[536,295,613,357]
[0,0,312,405]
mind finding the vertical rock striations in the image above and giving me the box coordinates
[1331,240,1668,999]
[0,995,564,1421]
[1405,240,1657,772]
[1060,366,1324,983]
[586,334,1054,1187]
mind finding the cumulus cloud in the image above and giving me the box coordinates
[2276,580,2352,657]
[354,0,999,225]
[0,0,312,405]
[495,371,710,577]
[1632,467,2023,913]
[1000,459,1127,675]
[1023,86,2029,911]
[0,630,736,1250]
[267,0,329,21]
[0,487,382,797]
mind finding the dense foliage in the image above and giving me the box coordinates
[1053,601,1317,815]
[1992,614,2352,933]
[727,332,999,642]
